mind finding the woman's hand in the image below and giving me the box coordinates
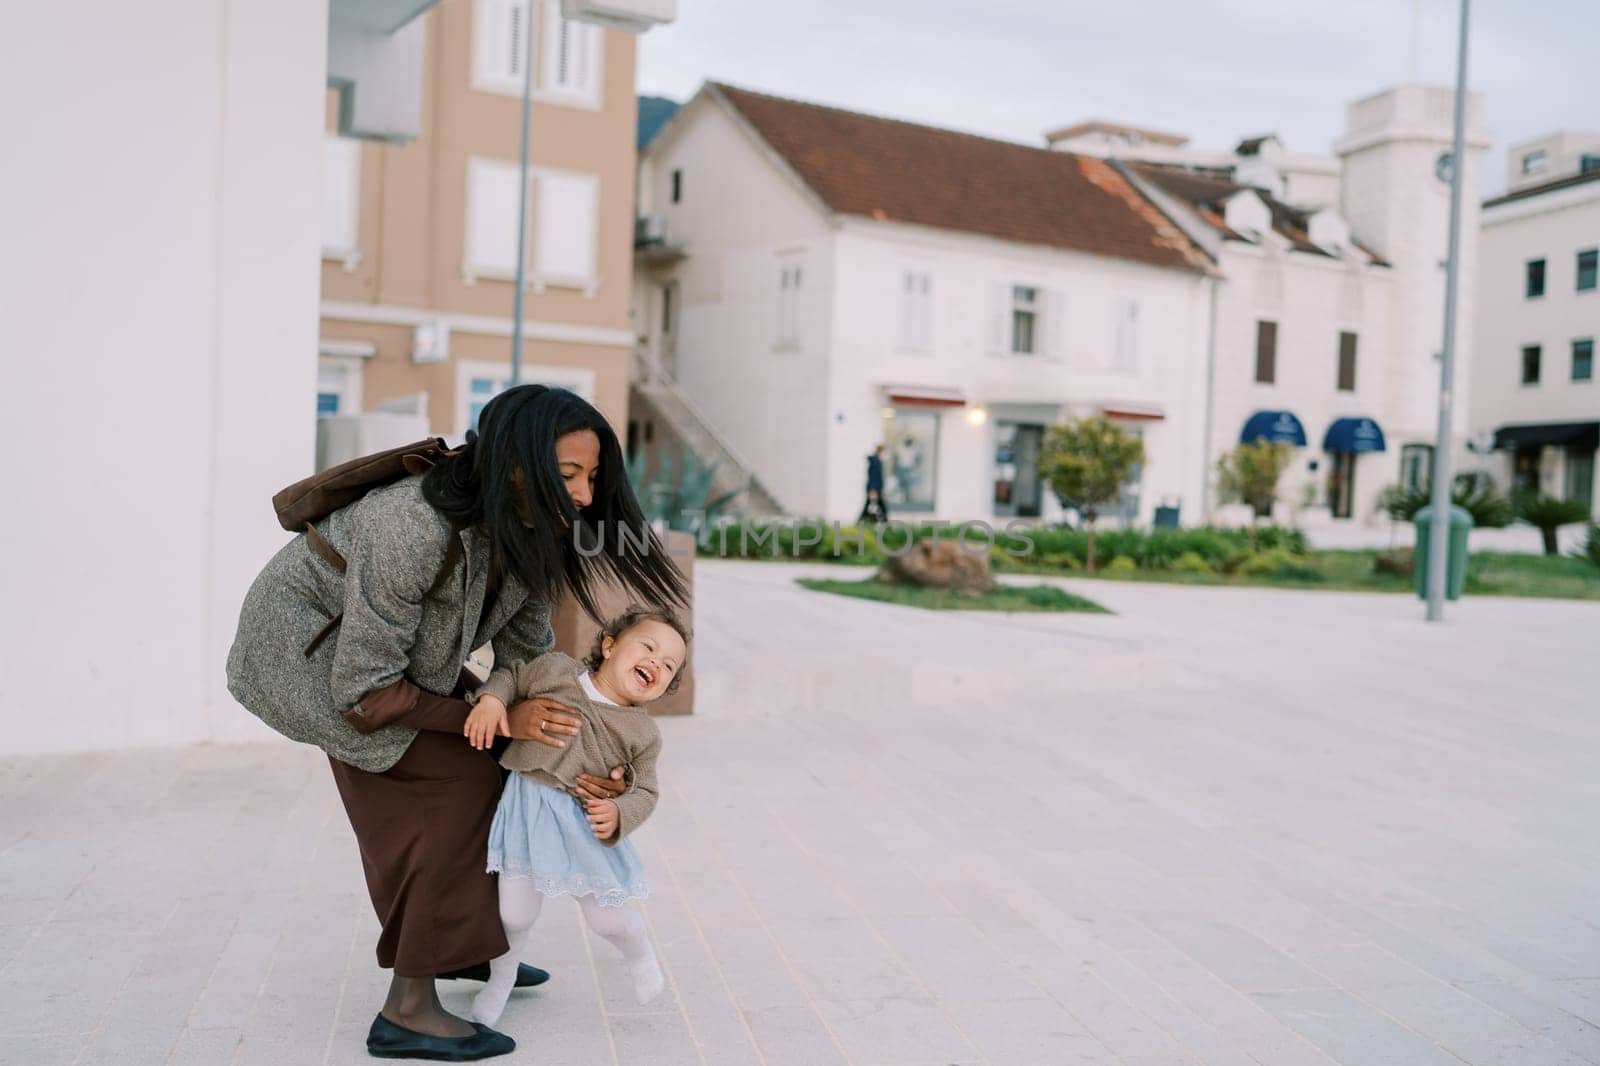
[463,695,508,750]
[505,697,582,749]
[585,798,619,842]
[573,766,628,802]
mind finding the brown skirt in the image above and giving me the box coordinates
[329,731,509,977]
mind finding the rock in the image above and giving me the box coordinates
[1374,547,1414,577]
[878,538,996,595]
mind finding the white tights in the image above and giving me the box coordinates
[471,879,664,1025]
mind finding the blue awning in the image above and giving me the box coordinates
[1323,417,1387,454]
[1240,410,1308,447]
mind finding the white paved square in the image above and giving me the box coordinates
[2,559,1597,1064]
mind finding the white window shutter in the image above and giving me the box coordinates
[1043,289,1065,359]
[542,1,602,101]
[464,158,523,280]
[533,170,599,284]
[474,0,532,92]
[918,274,933,349]
[321,135,360,263]
[988,282,1008,355]
[1114,298,1139,371]
[899,273,915,347]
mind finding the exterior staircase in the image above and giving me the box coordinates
[630,351,785,517]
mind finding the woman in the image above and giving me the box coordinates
[227,385,687,1060]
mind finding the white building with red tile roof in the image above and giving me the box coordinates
[633,82,1220,527]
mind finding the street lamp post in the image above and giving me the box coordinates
[1425,0,1472,622]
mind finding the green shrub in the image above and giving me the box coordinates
[1038,551,1083,571]
[1103,555,1138,575]
[1238,549,1294,576]
[1384,473,1513,529]
[1573,523,1600,569]
[1515,494,1592,556]
[1238,548,1325,581]
[1170,551,1215,574]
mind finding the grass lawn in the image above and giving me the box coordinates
[1000,549,1600,600]
[797,576,1110,613]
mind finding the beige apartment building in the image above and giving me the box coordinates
[318,0,641,438]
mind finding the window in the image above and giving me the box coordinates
[660,282,674,334]
[1254,319,1278,384]
[541,0,602,105]
[1583,154,1600,176]
[1526,258,1546,298]
[1114,299,1139,371]
[473,0,602,106]
[1521,149,1548,176]
[899,271,932,350]
[881,406,940,512]
[776,260,802,348]
[472,0,532,95]
[671,169,682,204]
[462,158,599,288]
[1336,331,1358,392]
[321,135,361,267]
[1574,338,1595,382]
[1400,444,1433,493]
[1522,344,1542,385]
[457,362,595,436]
[463,158,523,279]
[316,362,359,416]
[1010,285,1038,354]
[1578,249,1598,292]
[467,375,503,434]
[531,168,600,286]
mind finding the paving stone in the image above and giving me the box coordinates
[0,563,1595,1064]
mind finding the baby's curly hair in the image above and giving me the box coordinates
[583,604,693,695]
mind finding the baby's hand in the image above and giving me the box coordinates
[585,798,619,842]
[464,696,509,751]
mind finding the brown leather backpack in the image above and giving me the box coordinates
[273,438,465,655]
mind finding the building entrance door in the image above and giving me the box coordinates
[994,422,1043,517]
[1512,446,1542,498]
[1329,452,1356,519]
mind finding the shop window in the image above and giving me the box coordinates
[881,407,940,512]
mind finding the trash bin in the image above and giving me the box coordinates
[1413,504,1474,601]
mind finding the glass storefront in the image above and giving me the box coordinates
[993,421,1043,516]
[881,406,940,512]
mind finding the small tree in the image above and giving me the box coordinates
[1515,493,1591,556]
[1214,440,1293,549]
[1039,416,1145,572]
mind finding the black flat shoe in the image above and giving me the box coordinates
[366,1014,515,1061]
[437,962,549,988]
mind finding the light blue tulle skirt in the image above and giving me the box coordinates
[486,775,649,907]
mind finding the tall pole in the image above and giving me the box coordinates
[510,3,536,386]
[1426,0,1471,621]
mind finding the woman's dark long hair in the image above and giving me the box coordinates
[420,385,688,621]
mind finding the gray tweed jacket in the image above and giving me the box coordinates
[226,476,553,773]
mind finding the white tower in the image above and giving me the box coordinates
[1334,85,1490,450]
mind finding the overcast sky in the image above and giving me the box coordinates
[637,0,1599,197]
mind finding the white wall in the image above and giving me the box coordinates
[1208,243,1400,525]
[0,0,326,755]
[826,220,1213,526]
[1472,189,1600,429]
[644,95,837,515]
[1337,86,1487,457]
[1470,187,1600,509]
